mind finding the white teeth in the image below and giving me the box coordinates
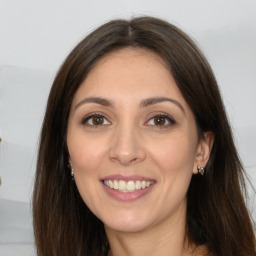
[119,180,126,191]
[113,180,118,190]
[104,179,154,192]
[135,180,141,189]
[127,181,136,192]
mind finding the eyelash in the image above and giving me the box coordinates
[145,114,176,128]
[81,113,176,128]
[81,113,111,128]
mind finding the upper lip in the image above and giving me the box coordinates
[101,174,155,182]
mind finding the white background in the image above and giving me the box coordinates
[0,1,255,214]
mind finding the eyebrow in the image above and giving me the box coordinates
[74,97,115,110]
[140,97,185,114]
[74,96,185,114]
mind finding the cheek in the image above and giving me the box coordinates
[67,128,109,177]
[149,134,197,174]
[67,131,108,209]
[149,135,196,210]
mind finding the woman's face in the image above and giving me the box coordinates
[67,48,210,233]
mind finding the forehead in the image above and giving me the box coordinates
[94,47,168,69]
[90,47,169,78]
[72,47,187,108]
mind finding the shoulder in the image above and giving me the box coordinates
[194,245,213,256]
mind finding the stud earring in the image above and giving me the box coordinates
[197,166,205,175]
[69,163,74,178]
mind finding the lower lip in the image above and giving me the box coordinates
[102,182,155,202]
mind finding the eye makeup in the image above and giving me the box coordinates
[145,114,176,128]
[81,112,111,128]
[80,110,176,130]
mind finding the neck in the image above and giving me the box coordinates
[105,204,195,256]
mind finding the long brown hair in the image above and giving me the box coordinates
[33,16,256,256]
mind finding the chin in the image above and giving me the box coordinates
[106,221,149,233]
[102,211,155,233]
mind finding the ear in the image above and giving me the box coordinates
[193,131,214,174]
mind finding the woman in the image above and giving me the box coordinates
[33,16,256,256]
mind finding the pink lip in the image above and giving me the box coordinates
[101,174,154,182]
[102,183,155,201]
[101,174,156,202]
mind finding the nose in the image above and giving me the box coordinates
[109,125,146,166]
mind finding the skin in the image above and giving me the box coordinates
[67,48,213,256]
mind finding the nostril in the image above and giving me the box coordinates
[109,130,146,165]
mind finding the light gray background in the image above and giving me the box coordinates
[0,1,255,254]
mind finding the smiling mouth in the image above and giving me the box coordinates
[103,180,154,193]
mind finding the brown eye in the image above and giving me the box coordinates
[92,116,104,125]
[82,114,110,127]
[146,114,175,128]
[154,116,166,126]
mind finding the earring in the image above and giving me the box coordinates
[197,166,205,175]
[69,163,74,178]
